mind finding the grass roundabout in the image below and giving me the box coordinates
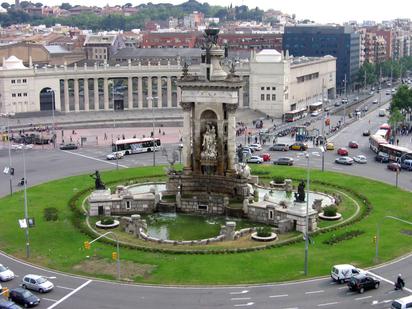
[0,165,411,285]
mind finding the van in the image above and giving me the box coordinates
[401,159,412,171]
[331,264,362,283]
[391,295,412,309]
[378,109,386,117]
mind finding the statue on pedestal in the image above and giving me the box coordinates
[294,180,306,202]
[90,170,106,190]
[201,123,217,161]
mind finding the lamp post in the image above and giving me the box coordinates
[22,143,30,258]
[321,79,326,172]
[147,96,158,167]
[110,82,119,170]
[1,113,14,195]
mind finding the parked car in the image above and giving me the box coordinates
[242,147,255,154]
[401,159,412,171]
[353,155,367,164]
[372,99,378,104]
[8,288,40,308]
[261,153,271,162]
[387,162,401,172]
[335,156,354,165]
[269,143,289,151]
[331,264,362,283]
[337,147,349,156]
[273,157,294,166]
[289,142,308,151]
[347,274,380,294]
[0,264,14,281]
[362,130,371,136]
[247,156,263,164]
[326,142,335,150]
[348,141,359,149]
[0,299,21,309]
[59,143,78,150]
[22,274,54,293]
[311,111,320,117]
[391,295,412,309]
[248,144,262,151]
[375,152,389,163]
[106,151,124,160]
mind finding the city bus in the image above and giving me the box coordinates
[369,134,388,153]
[112,137,161,155]
[284,108,307,122]
[309,101,323,113]
[379,144,412,162]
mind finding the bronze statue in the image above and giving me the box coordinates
[90,170,105,190]
[294,180,306,202]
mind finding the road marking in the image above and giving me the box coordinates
[234,302,254,307]
[56,285,75,290]
[47,280,92,309]
[317,302,339,307]
[230,290,249,295]
[305,290,324,294]
[61,150,129,168]
[231,298,251,301]
[366,271,412,293]
[355,296,372,300]
[338,286,347,289]
[42,297,58,302]
[281,307,298,309]
[269,294,288,298]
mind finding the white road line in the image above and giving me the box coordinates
[42,297,58,302]
[230,290,249,295]
[56,285,75,290]
[269,294,288,298]
[366,271,412,293]
[355,296,372,301]
[338,286,347,289]
[281,307,299,309]
[47,280,92,309]
[62,150,129,168]
[231,298,251,301]
[305,290,324,294]
[317,302,339,307]
[234,302,254,307]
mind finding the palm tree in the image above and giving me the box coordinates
[388,107,405,142]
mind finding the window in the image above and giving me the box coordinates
[261,86,264,90]
[272,87,276,90]
[272,94,276,101]
[23,79,27,83]
[18,93,22,97]
[261,94,265,101]
[126,201,131,209]
[11,80,15,84]
[266,94,270,100]
[269,210,274,219]
[12,93,16,97]
[266,87,270,90]
[17,79,21,83]
[23,93,27,97]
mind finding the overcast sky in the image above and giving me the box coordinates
[43,0,411,24]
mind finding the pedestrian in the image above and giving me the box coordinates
[397,138,399,146]
[122,134,125,140]
[70,136,72,142]
[104,132,107,140]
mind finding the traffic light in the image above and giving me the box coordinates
[10,168,14,175]
[373,236,377,244]
[112,251,118,260]
[84,241,90,250]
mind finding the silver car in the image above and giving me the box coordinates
[22,274,54,293]
[269,143,289,151]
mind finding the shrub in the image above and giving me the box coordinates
[43,207,58,221]
[100,217,115,225]
[273,176,285,184]
[256,226,272,237]
[323,205,338,217]
[323,230,365,245]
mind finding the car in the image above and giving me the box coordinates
[324,106,331,112]
[242,147,255,154]
[353,96,359,102]
[273,157,294,166]
[0,299,21,309]
[0,264,14,281]
[353,155,367,164]
[372,99,378,104]
[347,273,380,294]
[289,142,308,151]
[375,152,389,163]
[387,162,401,172]
[106,151,124,160]
[369,91,374,95]
[22,274,54,293]
[362,130,371,136]
[326,142,334,150]
[379,109,386,117]
[392,88,396,93]
[331,264,363,283]
[311,111,320,117]
[8,288,40,308]
[348,141,359,149]
[248,144,262,151]
[334,101,341,107]
[386,90,391,95]
[247,156,263,164]
[391,295,412,309]
[269,143,289,151]
[261,153,271,162]
[59,143,78,150]
[341,98,348,104]
[337,147,349,156]
[355,108,361,113]
[335,156,353,165]
[400,159,412,171]
[362,106,368,112]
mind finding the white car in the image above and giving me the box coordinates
[247,156,264,164]
[0,264,14,281]
[335,156,354,165]
[372,99,378,104]
[22,274,54,293]
[353,155,367,164]
[392,295,412,309]
[311,111,320,117]
[248,144,262,151]
[331,264,363,283]
[106,151,124,160]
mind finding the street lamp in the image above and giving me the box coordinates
[147,96,158,167]
[1,112,14,195]
[22,143,30,258]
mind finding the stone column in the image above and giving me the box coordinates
[64,79,69,112]
[127,76,133,110]
[147,77,152,108]
[226,104,238,173]
[238,86,244,108]
[177,86,182,105]
[103,78,109,110]
[157,76,162,108]
[137,77,143,109]
[74,78,79,112]
[167,76,172,108]
[84,78,89,111]
[181,102,192,173]
[94,78,99,110]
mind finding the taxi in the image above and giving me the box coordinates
[326,142,334,150]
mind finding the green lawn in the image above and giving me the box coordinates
[0,165,411,285]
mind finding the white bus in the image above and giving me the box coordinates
[112,137,161,155]
[309,101,323,113]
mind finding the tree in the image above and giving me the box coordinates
[388,107,405,140]
[19,1,31,8]
[59,2,72,10]
[34,2,42,7]
[1,2,9,9]
[391,85,412,113]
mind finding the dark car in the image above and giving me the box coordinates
[8,288,40,307]
[347,274,380,294]
[387,162,401,172]
[375,152,389,163]
[273,157,294,166]
[0,299,21,309]
[289,142,308,151]
[59,143,78,150]
[362,130,371,136]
